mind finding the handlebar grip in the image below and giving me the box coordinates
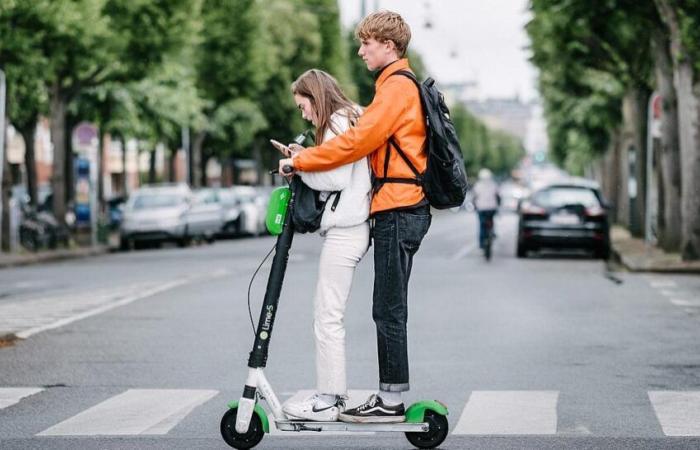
[282,165,294,174]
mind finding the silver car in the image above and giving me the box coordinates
[119,184,191,250]
[221,186,268,236]
[185,188,226,242]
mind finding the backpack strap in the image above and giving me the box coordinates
[329,191,341,212]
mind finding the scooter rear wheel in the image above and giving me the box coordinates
[405,410,449,449]
[220,407,264,449]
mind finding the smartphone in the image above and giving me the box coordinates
[270,139,294,157]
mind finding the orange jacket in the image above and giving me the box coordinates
[294,59,427,215]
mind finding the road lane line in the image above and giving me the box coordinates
[38,389,218,436]
[12,270,230,339]
[649,391,700,436]
[649,280,677,288]
[453,390,559,435]
[15,280,189,339]
[0,387,44,409]
[451,243,478,260]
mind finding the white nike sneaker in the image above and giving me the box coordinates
[283,393,342,421]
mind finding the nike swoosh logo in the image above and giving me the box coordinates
[311,404,336,413]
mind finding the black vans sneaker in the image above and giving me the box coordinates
[338,394,405,423]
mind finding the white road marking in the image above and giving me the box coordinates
[453,391,559,435]
[451,243,478,260]
[660,289,681,297]
[649,280,677,288]
[669,298,699,307]
[0,270,230,340]
[649,391,700,436]
[0,387,44,409]
[38,389,218,436]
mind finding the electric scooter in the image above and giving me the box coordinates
[220,165,449,449]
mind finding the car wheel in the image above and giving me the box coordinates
[517,240,528,258]
[594,243,611,260]
[119,236,132,251]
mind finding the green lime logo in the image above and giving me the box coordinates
[260,331,269,340]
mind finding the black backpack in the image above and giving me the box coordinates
[373,70,468,209]
[289,175,341,234]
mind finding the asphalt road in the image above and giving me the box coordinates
[1,209,700,449]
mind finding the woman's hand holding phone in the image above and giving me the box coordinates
[270,139,294,157]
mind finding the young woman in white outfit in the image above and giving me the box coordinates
[273,69,371,422]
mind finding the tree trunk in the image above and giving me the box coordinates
[621,88,649,238]
[148,149,157,184]
[191,131,205,188]
[613,128,630,227]
[652,30,682,251]
[168,150,176,182]
[120,135,128,195]
[20,124,38,208]
[50,82,67,225]
[1,123,10,252]
[656,0,700,260]
[200,153,209,188]
[97,128,105,215]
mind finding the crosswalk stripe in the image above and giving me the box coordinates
[453,390,559,435]
[0,387,44,409]
[649,391,700,436]
[37,389,218,436]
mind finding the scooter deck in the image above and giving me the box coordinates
[275,420,429,433]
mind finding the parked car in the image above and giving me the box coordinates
[185,188,226,242]
[119,184,191,250]
[222,186,267,236]
[517,180,611,259]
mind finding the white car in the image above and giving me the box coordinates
[119,184,191,250]
[223,186,268,236]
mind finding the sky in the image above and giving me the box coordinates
[338,0,539,101]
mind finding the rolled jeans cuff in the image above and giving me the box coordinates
[380,382,410,392]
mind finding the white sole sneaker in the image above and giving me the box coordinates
[282,397,340,422]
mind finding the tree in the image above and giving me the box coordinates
[193,0,271,187]
[2,0,193,224]
[0,0,51,208]
[654,0,700,260]
[527,0,662,236]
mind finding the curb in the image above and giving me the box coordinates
[611,242,700,274]
[0,246,111,270]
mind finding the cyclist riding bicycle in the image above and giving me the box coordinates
[472,169,499,251]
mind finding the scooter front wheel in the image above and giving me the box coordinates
[405,410,449,449]
[220,407,264,449]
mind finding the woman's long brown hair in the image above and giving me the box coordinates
[291,69,360,146]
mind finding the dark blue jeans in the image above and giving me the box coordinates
[372,205,431,392]
[478,210,496,248]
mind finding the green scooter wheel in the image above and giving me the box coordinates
[405,410,449,449]
[220,407,265,449]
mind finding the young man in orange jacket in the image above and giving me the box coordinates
[278,10,430,423]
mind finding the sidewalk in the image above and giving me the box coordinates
[611,226,700,273]
[0,246,111,269]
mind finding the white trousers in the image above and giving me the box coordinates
[314,222,369,396]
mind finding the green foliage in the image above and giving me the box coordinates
[0,1,50,130]
[526,0,660,173]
